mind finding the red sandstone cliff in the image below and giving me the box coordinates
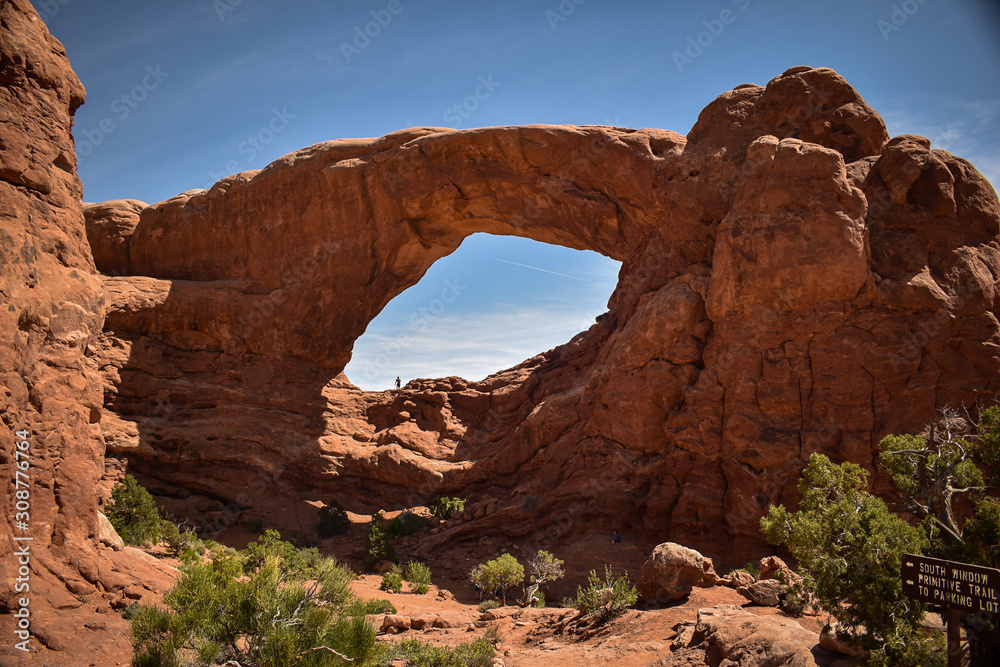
[0,3,175,665]
[2,0,1000,663]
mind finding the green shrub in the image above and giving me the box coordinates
[363,511,396,572]
[559,596,577,609]
[483,625,503,647]
[343,597,396,616]
[726,562,760,580]
[477,599,499,613]
[318,499,351,537]
[381,571,403,593]
[244,516,264,534]
[241,529,325,580]
[781,582,813,617]
[129,538,380,667]
[470,553,524,605]
[386,510,428,539]
[105,475,163,546]
[533,591,546,608]
[382,637,494,667]
[576,565,638,622]
[761,453,939,665]
[158,520,198,557]
[429,495,466,520]
[406,561,432,594]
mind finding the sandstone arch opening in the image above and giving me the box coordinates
[344,233,621,390]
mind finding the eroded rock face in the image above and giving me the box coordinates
[0,4,176,665]
[84,63,1000,576]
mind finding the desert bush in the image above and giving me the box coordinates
[483,625,503,646]
[761,453,941,666]
[363,511,396,572]
[318,499,351,537]
[343,597,396,616]
[559,596,577,609]
[470,553,524,605]
[725,562,760,580]
[405,561,432,594]
[105,475,164,546]
[477,599,499,613]
[244,516,264,534]
[429,495,466,520]
[381,571,403,593]
[158,520,198,557]
[880,407,1000,567]
[781,582,813,617]
[241,529,325,580]
[523,550,563,607]
[532,591,546,608]
[382,637,494,667]
[576,565,638,623]
[129,535,380,667]
[386,510,428,539]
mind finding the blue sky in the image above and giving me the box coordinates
[44,0,1000,389]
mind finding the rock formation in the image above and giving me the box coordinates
[0,3,176,665]
[3,0,1000,663]
[88,63,1000,571]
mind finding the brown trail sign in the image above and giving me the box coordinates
[902,554,1000,614]
[902,554,1000,667]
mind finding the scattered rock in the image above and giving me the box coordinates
[737,579,786,607]
[382,615,411,633]
[759,556,801,584]
[727,571,756,589]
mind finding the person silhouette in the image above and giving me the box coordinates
[395,376,401,390]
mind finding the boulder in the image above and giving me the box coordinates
[820,622,867,659]
[381,615,411,633]
[684,606,841,666]
[759,556,801,584]
[97,512,125,551]
[637,542,716,603]
[728,571,757,589]
[737,579,786,607]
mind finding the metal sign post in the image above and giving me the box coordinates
[902,554,1000,667]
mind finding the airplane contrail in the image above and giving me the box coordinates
[495,259,589,282]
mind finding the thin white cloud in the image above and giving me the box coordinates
[344,304,603,390]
